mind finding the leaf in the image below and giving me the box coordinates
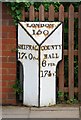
[11,7,15,11]
[16,15,21,20]
[16,10,21,15]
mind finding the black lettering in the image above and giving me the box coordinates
[32,30,35,35]
[28,53,33,60]
[51,45,55,50]
[48,54,52,59]
[39,24,44,27]
[32,24,36,28]
[48,71,51,77]
[59,45,62,49]
[26,23,57,29]
[42,60,46,67]
[18,52,26,59]
[26,24,31,27]
[45,46,49,50]
[44,54,47,59]
[33,45,38,51]
[55,45,58,49]
[45,24,49,28]
[21,52,26,59]
[41,70,48,77]
[45,53,59,59]
[41,46,45,51]
[48,63,55,66]
[25,45,30,50]
[18,44,23,49]
[36,29,42,35]
[43,30,49,36]
[56,53,59,58]
[52,53,55,58]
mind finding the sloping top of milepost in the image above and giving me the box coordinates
[19,22,62,45]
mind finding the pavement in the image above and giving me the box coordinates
[1,105,81,119]
[79,106,81,120]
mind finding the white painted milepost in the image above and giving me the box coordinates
[18,24,39,106]
[18,22,62,106]
[40,24,62,106]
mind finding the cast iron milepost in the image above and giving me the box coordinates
[18,22,62,107]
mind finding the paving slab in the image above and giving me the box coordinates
[31,106,79,111]
[79,106,81,120]
[2,106,30,118]
[1,118,80,120]
[29,110,79,118]
[0,106,2,120]
[30,107,79,118]
[2,106,80,119]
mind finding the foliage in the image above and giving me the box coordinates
[57,91,78,104]
[11,47,18,52]
[74,56,78,87]
[12,79,23,94]
[6,2,81,25]
[57,91,64,103]
[6,2,24,25]
[58,91,64,97]
[66,98,78,104]
[33,2,60,11]
[6,2,60,25]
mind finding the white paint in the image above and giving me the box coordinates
[18,22,62,106]
[20,22,61,45]
[40,24,62,106]
[18,24,39,106]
